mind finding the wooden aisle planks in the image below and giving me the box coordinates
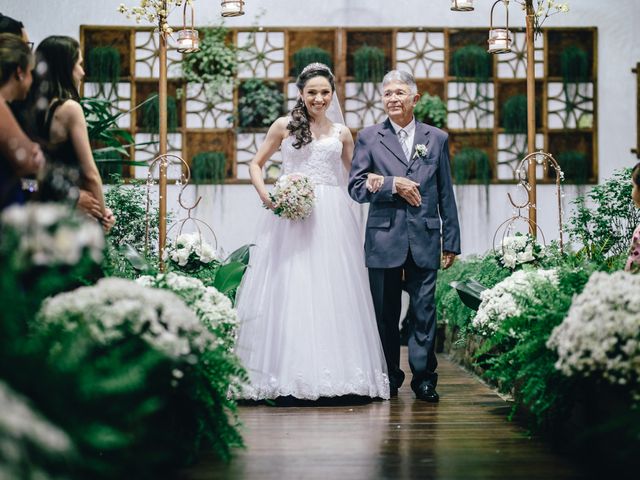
[179,349,585,480]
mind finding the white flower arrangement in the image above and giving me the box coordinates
[472,269,558,335]
[497,233,544,270]
[38,277,216,359]
[547,271,640,391]
[137,272,239,350]
[0,380,72,480]
[268,174,316,221]
[1,203,104,267]
[163,232,219,268]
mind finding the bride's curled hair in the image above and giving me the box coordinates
[287,63,336,150]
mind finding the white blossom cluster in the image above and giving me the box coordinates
[118,0,192,33]
[269,174,316,221]
[1,203,104,267]
[38,277,216,359]
[497,233,543,270]
[163,232,219,267]
[0,380,72,480]
[547,271,640,390]
[473,269,558,335]
[137,272,239,350]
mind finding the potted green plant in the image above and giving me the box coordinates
[560,45,589,84]
[237,79,284,129]
[414,93,447,128]
[451,45,492,81]
[141,92,178,133]
[557,150,589,184]
[182,25,237,101]
[452,147,491,185]
[85,45,121,85]
[353,45,386,83]
[191,151,227,184]
[292,46,332,76]
[501,94,527,134]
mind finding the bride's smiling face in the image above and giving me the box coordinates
[301,76,333,118]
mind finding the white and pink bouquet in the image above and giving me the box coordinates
[268,174,316,220]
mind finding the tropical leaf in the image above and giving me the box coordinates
[225,244,253,266]
[213,261,247,294]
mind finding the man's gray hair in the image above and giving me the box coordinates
[382,70,418,94]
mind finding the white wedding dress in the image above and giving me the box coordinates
[235,123,390,400]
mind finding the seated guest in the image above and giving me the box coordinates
[0,33,44,210]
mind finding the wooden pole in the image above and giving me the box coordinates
[525,0,537,236]
[158,1,168,269]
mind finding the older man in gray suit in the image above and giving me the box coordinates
[348,70,461,402]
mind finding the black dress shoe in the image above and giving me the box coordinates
[414,384,439,403]
[389,386,398,398]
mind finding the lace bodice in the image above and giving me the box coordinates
[280,123,346,186]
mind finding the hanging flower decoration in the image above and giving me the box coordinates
[118,0,195,34]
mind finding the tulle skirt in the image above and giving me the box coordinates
[235,185,389,400]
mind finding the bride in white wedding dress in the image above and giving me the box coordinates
[235,63,390,401]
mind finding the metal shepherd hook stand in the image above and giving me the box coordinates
[493,151,565,254]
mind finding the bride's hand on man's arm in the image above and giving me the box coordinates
[366,173,384,193]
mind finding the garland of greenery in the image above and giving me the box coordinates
[191,152,227,184]
[353,45,386,83]
[414,93,447,128]
[502,94,528,134]
[451,45,492,81]
[292,46,332,76]
[238,79,284,129]
[85,46,121,85]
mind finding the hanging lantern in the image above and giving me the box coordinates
[450,0,474,11]
[221,0,245,17]
[176,0,199,53]
[488,0,512,54]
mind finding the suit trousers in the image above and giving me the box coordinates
[368,249,439,391]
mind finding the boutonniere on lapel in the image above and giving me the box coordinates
[413,144,428,160]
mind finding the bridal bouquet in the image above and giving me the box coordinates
[268,174,316,220]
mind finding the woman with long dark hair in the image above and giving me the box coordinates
[28,35,114,230]
[0,33,44,210]
[234,63,389,402]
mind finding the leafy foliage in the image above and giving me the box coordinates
[238,79,285,129]
[103,176,162,278]
[476,266,593,429]
[451,45,491,81]
[452,147,491,185]
[191,151,227,184]
[141,92,178,133]
[86,46,121,84]
[566,167,640,260]
[414,93,447,128]
[353,45,386,83]
[502,94,527,134]
[182,26,237,101]
[292,46,332,76]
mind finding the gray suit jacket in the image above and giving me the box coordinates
[348,118,461,270]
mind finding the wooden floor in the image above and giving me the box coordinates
[179,349,586,480]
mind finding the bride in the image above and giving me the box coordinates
[235,63,390,401]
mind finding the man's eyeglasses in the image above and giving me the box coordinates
[26,41,34,51]
[383,90,411,100]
